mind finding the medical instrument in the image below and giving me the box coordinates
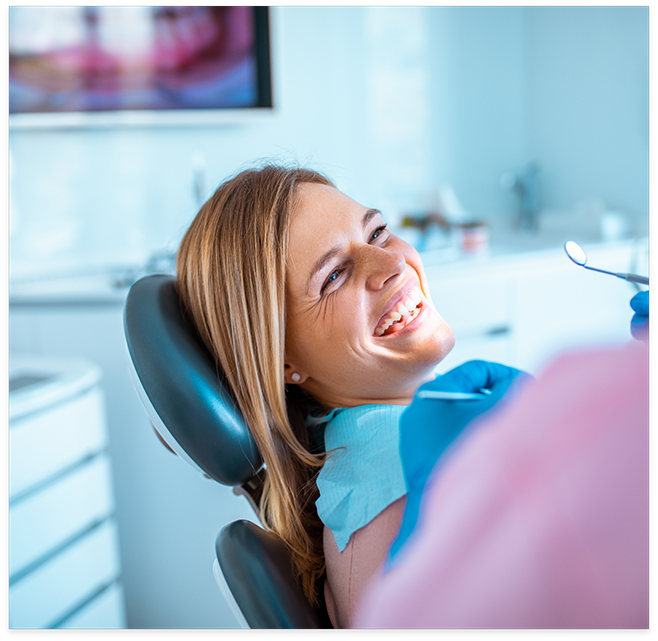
[417,390,492,401]
[564,241,649,285]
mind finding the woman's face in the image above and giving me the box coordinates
[284,183,454,408]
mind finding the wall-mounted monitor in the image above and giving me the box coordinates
[9,6,273,129]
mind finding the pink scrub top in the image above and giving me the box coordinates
[354,342,649,629]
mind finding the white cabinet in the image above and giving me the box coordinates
[426,263,515,374]
[9,356,126,629]
[508,242,644,372]
[7,305,258,629]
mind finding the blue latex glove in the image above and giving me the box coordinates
[387,360,530,568]
[630,290,649,341]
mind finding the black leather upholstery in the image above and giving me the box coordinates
[124,274,262,486]
[216,520,332,629]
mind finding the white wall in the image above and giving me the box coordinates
[10,7,648,280]
[427,7,530,219]
[423,6,648,228]
[527,7,648,233]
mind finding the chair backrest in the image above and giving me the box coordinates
[123,274,262,488]
[215,520,333,629]
[123,274,332,628]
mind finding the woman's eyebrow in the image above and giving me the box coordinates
[362,208,381,228]
[306,208,382,294]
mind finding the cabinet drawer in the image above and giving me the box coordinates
[435,331,513,375]
[59,581,126,629]
[10,387,108,498]
[10,454,114,578]
[9,518,121,629]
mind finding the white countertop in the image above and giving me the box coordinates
[9,267,175,306]
[9,354,102,421]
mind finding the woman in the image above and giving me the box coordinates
[176,163,456,627]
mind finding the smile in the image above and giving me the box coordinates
[374,285,424,337]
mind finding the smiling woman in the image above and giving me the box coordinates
[176,164,455,627]
[285,182,454,409]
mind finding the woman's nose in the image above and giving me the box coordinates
[364,246,406,291]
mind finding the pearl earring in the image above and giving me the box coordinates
[291,372,301,382]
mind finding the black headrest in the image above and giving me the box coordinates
[123,274,263,487]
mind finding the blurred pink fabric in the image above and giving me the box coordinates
[354,342,649,629]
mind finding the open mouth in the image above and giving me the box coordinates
[374,286,424,337]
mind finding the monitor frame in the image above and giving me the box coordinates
[9,6,274,131]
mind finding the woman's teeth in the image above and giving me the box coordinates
[374,287,423,336]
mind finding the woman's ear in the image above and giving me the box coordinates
[284,363,308,385]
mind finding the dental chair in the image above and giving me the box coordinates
[123,274,332,629]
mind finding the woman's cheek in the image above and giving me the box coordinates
[403,250,432,301]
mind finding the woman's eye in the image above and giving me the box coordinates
[321,268,342,293]
[318,225,386,296]
[370,224,388,242]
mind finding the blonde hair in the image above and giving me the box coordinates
[176,164,335,604]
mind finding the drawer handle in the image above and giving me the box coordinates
[486,326,511,336]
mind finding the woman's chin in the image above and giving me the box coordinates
[412,309,455,366]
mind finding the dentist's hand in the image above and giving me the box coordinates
[387,360,531,567]
[630,290,648,341]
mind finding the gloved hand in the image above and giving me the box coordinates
[387,360,531,568]
[630,290,648,341]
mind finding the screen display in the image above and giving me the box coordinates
[9,6,272,115]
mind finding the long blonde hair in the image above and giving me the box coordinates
[176,163,335,604]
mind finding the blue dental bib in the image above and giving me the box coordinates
[311,404,408,552]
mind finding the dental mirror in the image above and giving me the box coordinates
[564,240,588,266]
[564,241,649,285]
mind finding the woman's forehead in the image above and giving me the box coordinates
[286,184,367,288]
[290,185,354,247]
[291,183,381,236]
[294,182,353,216]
